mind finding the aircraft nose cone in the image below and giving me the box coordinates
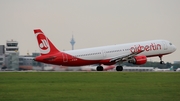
[172,45,176,52]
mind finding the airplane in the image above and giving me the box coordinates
[33,29,176,71]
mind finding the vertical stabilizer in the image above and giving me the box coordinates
[34,29,60,55]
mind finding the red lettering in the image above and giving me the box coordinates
[130,43,162,53]
[153,43,156,50]
[130,47,135,53]
[135,45,138,52]
[138,45,141,51]
[145,45,149,51]
[141,46,144,51]
[157,44,161,50]
[149,43,153,51]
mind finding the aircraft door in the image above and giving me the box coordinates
[62,53,68,62]
[102,50,106,58]
[162,41,168,50]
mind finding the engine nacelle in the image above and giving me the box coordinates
[128,55,147,65]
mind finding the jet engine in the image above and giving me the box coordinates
[128,55,147,65]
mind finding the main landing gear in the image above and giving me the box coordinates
[96,65,103,71]
[96,65,123,71]
[116,66,123,71]
[159,55,164,64]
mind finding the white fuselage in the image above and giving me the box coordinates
[65,40,176,61]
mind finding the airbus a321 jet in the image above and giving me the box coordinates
[33,29,176,71]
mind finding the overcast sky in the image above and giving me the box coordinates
[0,0,179,63]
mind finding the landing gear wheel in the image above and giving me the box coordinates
[97,66,103,71]
[116,66,123,71]
[159,56,164,64]
[160,61,164,64]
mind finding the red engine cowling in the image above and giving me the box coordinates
[128,55,147,65]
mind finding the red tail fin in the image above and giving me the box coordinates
[34,29,60,55]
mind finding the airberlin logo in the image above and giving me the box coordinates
[130,43,161,53]
[39,39,48,49]
[36,33,50,54]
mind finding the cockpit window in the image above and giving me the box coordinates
[169,43,172,45]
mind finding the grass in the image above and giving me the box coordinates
[0,72,180,101]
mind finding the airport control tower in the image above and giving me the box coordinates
[6,40,19,53]
[5,40,19,70]
[70,35,75,50]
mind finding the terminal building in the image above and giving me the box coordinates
[122,66,154,71]
[0,45,5,67]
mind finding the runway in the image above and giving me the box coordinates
[0,70,179,72]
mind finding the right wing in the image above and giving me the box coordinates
[109,50,144,63]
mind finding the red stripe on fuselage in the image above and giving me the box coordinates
[35,52,104,66]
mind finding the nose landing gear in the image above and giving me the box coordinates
[159,55,164,64]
